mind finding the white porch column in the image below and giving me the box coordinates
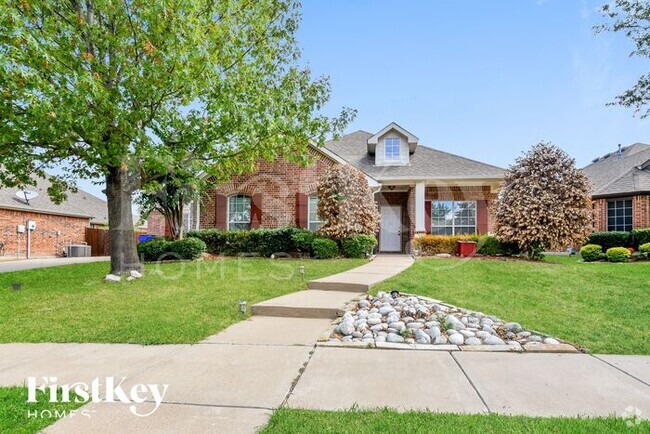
[415,182,426,234]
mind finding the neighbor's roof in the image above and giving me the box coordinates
[583,143,650,197]
[0,176,109,223]
[324,130,505,181]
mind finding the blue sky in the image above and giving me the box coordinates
[298,0,648,168]
[74,0,648,199]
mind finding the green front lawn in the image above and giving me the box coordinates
[0,387,84,434]
[0,258,364,344]
[373,256,649,354]
[262,409,648,433]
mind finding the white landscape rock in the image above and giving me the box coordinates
[129,270,143,279]
[328,292,568,350]
[104,274,121,283]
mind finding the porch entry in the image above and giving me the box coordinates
[380,205,402,252]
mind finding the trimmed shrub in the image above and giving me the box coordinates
[605,247,631,263]
[631,228,650,248]
[587,231,631,250]
[639,242,650,254]
[413,235,480,255]
[169,238,207,260]
[138,238,172,262]
[579,244,603,262]
[341,235,377,258]
[312,237,339,259]
[187,227,307,257]
[291,230,317,254]
[476,235,520,256]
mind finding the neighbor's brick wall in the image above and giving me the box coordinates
[146,211,167,236]
[200,148,339,229]
[0,209,89,258]
[425,186,498,233]
[592,195,650,231]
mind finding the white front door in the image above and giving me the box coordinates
[380,205,402,252]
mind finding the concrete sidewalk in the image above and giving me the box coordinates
[0,256,109,273]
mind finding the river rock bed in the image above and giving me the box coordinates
[328,291,563,348]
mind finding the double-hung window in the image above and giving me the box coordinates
[384,138,400,161]
[607,199,632,232]
[308,195,322,231]
[228,195,251,231]
[431,201,476,235]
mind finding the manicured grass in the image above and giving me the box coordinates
[262,409,648,433]
[373,256,649,354]
[0,387,84,434]
[0,258,364,344]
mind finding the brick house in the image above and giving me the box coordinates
[0,177,109,258]
[583,143,650,231]
[183,122,504,253]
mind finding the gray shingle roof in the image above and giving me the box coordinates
[0,176,108,224]
[325,130,505,181]
[582,143,650,197]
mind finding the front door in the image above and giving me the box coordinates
[380,205,402,252]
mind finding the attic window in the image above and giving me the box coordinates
[385,138,400,161]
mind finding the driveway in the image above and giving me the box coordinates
[0,256,109,273]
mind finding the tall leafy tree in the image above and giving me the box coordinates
[494,143,593,259]
[0,0,352,274]
[597,0,650,118]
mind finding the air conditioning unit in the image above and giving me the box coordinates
[66,244,91,257]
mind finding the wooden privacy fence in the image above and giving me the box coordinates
[85,227,148,257]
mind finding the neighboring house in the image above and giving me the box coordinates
[0,177,109,258]
[171,122,504,253]
[583,143,650,232]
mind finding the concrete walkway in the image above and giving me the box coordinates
[0,256,109,273]
[0,255,648,432]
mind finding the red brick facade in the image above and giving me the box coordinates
[146,211,167,236]
[201,148,339,230]
[0,208,89,258]
[592,195,650,231]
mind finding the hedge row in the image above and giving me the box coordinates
[413,235,520,256]
[186,227,377,259]
[580,242,650,262]
[138,238,207,262]
[587,228,650,250]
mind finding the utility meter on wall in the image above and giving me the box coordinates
[16,225,25,233]
[27,221,36,230]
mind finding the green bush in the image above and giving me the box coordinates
[291,230,317,254]
[587,231,630,250]
[605,247,631,263]
[137,238,172,262]
[169,238,207,260]
[579,244,603,262]
[639,242,650,254]
[476,235,520,256]
[312,237,339,259]
[187,227,306,257]
[631,228,650,248]
[341,235,377,258]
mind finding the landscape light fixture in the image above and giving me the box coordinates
[11,282,21,291]
[237,300,247,314]
[299,265,305,281]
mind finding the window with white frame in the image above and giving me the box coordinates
[607,199,632,232]
[228,195,251,231]
[182,206,193,233]
[384,137,400,161]
[308,195,322,231]
[431,200,476,235]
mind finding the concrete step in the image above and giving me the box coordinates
[251,290,363,319]
[308,281,369,292]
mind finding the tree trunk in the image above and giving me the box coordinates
[106,165,142,274]
[163,202,183,240]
